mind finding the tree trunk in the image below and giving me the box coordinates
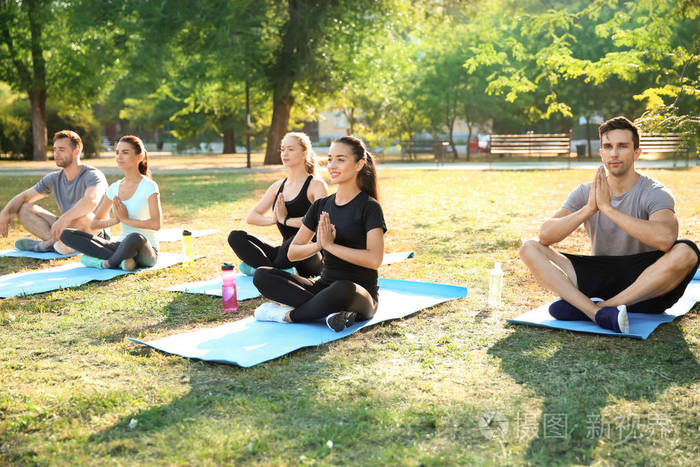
[585,116,592,158]
[466,124,473,162]
[223,122,236,154]
[447,117,458,160]
[29,89,47,161]
[344,107,354,135]
[264,91,293,165]
[27,0,48,161]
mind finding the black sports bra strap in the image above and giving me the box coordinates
[274,178,287,205]
[276,178,287,195]
[300,175,313,196]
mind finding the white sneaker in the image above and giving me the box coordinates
[254,302,293,323]
[617,305,630,334]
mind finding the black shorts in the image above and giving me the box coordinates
[562,239,700,314]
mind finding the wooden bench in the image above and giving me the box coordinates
[401,140,438,159]
[489,131,572,157]
[639,133,687,155]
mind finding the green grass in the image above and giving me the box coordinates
[1,167,699,465]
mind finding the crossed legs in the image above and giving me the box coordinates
[17,202,95,253]
[519,239,699,321]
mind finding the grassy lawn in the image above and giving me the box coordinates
[1,167,698,465]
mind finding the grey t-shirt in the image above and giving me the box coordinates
[563,174,674,256]
[33,165,108,214]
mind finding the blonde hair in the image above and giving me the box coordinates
[284,132,316,176]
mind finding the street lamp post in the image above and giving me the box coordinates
[246,79,251,168]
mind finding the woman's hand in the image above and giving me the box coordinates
[317,211,336,250]
[273,194,287,224]
[112,196,129,222]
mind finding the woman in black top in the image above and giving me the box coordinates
[253,135,386,332]
[228,132,327,277]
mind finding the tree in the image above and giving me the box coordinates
[0,0,123,160]
[260,0,403,165]
[463,0,699,143]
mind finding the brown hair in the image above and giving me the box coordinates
[283,132,316,176]
[598,116,640,149]
[333,135,379,200]
[53,130,83,154]
[118,135,151,177]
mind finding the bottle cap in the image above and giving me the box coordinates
[221,262,235,270]
[182,229,192,236]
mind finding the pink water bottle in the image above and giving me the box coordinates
[221,262,238,311]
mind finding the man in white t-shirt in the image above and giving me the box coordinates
[0,130,108,253]
[519,116,699,333]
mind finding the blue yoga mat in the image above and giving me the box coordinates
[166,275,260,301]
[0,249,79,260]
[694,269,700,281]
[130,278,468,367]
[506,282,700,339]
[165,251,416,300]
[0,229,218,261]
[382,251,414,265]
[0,252,189,298]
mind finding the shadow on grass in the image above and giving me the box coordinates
[488,322,700,465]
[85,331,482,464]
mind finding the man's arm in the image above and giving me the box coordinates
[538,207,591,246]
[50,186,103,240]
[538,173,598,246]
[599,206,677,252]
[0,188,46,237]
[595,169,677,251]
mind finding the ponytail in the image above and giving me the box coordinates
[334,135,379,200]
[118,135,151,178]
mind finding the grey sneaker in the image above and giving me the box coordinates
[325,311,357,332]
[14,237,53,252]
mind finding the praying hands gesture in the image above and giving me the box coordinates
[594,166,612,211]
[273,194,287,224]
[112,196,129,222]
[584,166,612,216]
[317,211,336,250]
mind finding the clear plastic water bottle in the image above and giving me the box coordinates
[221,262,238,311]
[182,229,194,265]
[488,262,504,307]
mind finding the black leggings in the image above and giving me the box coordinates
[228,230,323,278]
[60,228,158,269]
[253,267,378,323]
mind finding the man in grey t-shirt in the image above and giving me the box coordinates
[0,130,108,253]
[519,116,699,334]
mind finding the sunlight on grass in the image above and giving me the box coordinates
[0,167,698,465]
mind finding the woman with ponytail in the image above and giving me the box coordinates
[228,132,327,277]
[60,135,162,270]
[253,135,386,332]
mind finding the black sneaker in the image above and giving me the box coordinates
[325,311,357,332]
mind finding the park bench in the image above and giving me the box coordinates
[640,133,696,167]
[401,140,436,159]
[639,133,687,155]
[489,131,572,157]
[401,140,451,163]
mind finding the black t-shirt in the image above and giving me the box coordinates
[302,191,387,299]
